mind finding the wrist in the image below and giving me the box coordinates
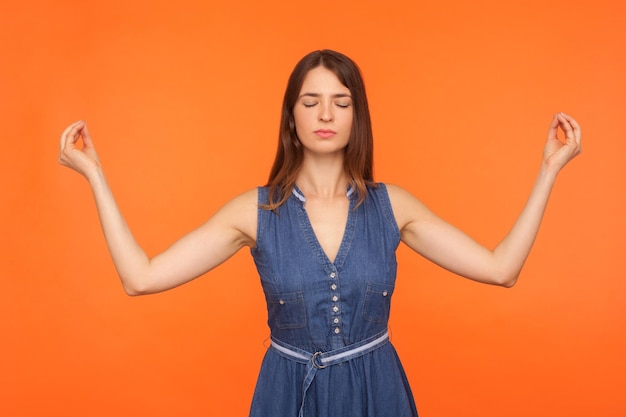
[538,161,559,183]
[86,164,106,187]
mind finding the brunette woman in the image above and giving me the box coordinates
[58,50,581,417]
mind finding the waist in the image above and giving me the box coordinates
[270,329,389,368]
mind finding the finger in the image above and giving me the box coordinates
[547,113,560,140]
[561,112,582,144]
[59,120,85,152]
[556,113,576,141]
[81,123,95,149]
[556,113,583,158]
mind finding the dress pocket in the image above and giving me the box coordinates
[362,282,394,323]
[267,291,307,329]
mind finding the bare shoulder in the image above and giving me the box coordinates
[226,187,259,208]
[208,187,259,247]
[383,183,433,232]
[384,183,414,202]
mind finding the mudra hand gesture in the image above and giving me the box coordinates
[544,112,582,172]
[58,120,101,180]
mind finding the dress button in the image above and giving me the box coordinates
[382,291,388,297]
[332,306,339,313]
[279,300,285,305]
[331,284,337,291]
[333,318,339,324]
[330,272,336,279]
[334,328,340,334]
[332,295,338,302]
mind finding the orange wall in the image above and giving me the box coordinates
[1,0,625,416]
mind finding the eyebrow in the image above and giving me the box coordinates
[298,93,352,99]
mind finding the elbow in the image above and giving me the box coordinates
[120,275,151,296]
[123,285,145,296]
[500,278,518,288]
[494,273,519,288]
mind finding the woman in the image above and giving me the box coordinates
[58,50,581,417]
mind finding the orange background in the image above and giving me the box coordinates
[1,0,625,416]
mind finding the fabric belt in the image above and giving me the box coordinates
[270,330,389,417]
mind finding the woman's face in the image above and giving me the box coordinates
[293,66,353,157]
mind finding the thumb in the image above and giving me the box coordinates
[81,123,95,149]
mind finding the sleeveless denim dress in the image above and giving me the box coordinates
[249,184,419,417]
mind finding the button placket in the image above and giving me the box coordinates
[329,269,341,335]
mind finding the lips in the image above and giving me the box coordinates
[315,129,336,138]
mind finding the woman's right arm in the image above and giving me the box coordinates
[58,121,257,295]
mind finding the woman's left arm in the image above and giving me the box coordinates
[389,112,582,287]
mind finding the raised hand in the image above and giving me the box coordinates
[543,112,582,172]
[58,120,101,179]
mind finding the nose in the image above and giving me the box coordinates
[319,101,333,122]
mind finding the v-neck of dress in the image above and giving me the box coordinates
[292,184,357,270]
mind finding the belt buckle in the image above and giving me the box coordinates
[311,351,327,369]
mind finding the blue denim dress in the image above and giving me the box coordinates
[249,184,419,417]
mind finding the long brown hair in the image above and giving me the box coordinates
[263,49,376,210]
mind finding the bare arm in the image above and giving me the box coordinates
[58,121,257,295]
[389,112,582,287]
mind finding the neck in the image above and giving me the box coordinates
[296,153,349,199]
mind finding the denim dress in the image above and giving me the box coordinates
[249,184,419,417]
